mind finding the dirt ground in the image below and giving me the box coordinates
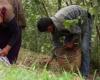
[17,48,81,71]
[17,48,100,80]
[17,49,60,71]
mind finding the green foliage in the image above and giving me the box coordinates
[0,63,81,80]
[63,19,79,28]
[22,0,100,69]
[22,0,53,53]
[95,77,100,80]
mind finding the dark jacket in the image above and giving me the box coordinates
[0,18,22,64]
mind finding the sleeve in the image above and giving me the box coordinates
[52,33,62,48]
[7,17,21,47]
[64,5,82,20]
[60,29,70,36]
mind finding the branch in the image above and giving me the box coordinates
[41,0,49,17]
[96,26,100,40]
[69,0,73,5]
[65,1,69,6]
[58,0,62,10]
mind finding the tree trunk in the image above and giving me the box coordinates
[58,0,62,10]
[96,26,100,40]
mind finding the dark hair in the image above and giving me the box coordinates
[37,17,53,32]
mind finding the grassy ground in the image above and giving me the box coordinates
[0,48,82,80]
[0,48,100,80]
[0,63,82,80]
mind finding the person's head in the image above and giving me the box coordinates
[0,0,10,24]
[37,17,55,32]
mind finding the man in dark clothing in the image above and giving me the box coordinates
[37,5,93,79]
[0,0,26,64]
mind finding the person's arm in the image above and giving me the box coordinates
[7,17,21,47]
[52,32,62,48]
[0,45,11,56]
[0,17,21,56]
[60,29,70,36]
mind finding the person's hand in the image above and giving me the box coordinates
[0,45,11,56]
[0,48,9,56]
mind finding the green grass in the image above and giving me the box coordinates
[0,49,99,80]
[0,63,83,80]
[1,48,99,80]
